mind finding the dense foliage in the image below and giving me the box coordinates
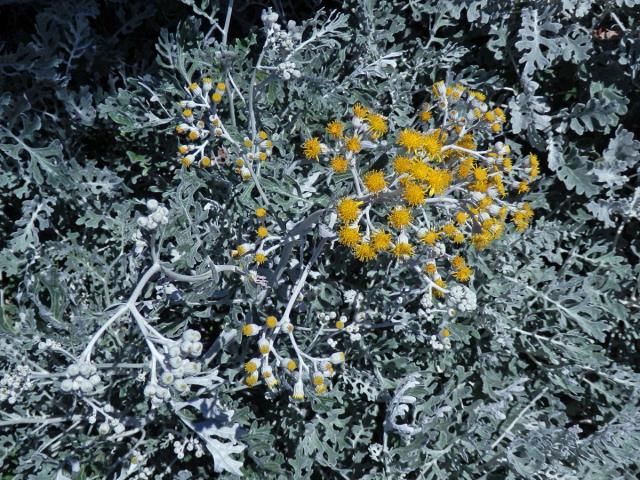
[1,0,639,478]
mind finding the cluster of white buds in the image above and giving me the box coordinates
[446,285,477,313]
[267,15,302,51]
[60,362,102,394]
[0,366,32,405]
[97,415,125,435]
[36,337,62,351]
[429,334,450,351]
[144,330,203,406]
[173,436,204,460]
[277,61,301,80]
[261,8,279,28]
[137,199,169,232]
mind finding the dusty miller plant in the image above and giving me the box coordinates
[0,0,639,478]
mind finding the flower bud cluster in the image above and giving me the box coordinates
[0,366,32,405]
[137,199,169,232]
[60,362,102,394]
[446,285,477,313]
[173,436,204,460]
[144,329,203,406]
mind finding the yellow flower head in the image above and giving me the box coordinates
[258,130,268,140]
[450,255,466,270]
[453,265,473,282]
[326,120,344,138]
[424,262,437,276]
[303,137,322,160]
[422,132,442,160]
[518,181,530,194]
[393,155,413,174]
[285,359,297,371]
[425,167,452,195]
[336,197,363,223]
[371,230,392,251]
[420,229,440,246]
[330,155,349,173]
[338,225,360,246]
[420,109,433,122]
[403,182,426,206]
[388,206,412,229]
[354,242,377,262]
[455,211,469,225]
[392,241,414,259]
[255,207,267,218]
[353,103,369,118]
[345,135,362,153]
[254,252,267,265]
[432,278,447,298]
[363,170,387,193]
[366,113,388,139]
[398,128,424,153]
[211,92,223,103]
[257,226,268,238]
[265,315,278,329]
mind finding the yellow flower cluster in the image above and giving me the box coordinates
[307,82,540,299]
[240,314,345,397]
[175,78,227,168]
[232,130,274,181]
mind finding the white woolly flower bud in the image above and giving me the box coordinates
[329,352,345,364]
[61,379,73,392]
[160,372,175,386]
[146,199,159,212]
[98,422,110,435]
[292,378,304,400]
[169,356,183,369]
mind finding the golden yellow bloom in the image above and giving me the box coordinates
[473,166,489,182]
[472,231,493,250]
[420,229,440,246]
[258,151,268,161]
[201,156,212,167]
[211,92,223,103]
[366,113,388,139]
[491,123,502,133]
[338,225,360,246]
[393,155,413,174]
[452,231,465,244]
[335,320,345,329]
[432,278,447,298]
[442,223,457,236]
[450,255,466,270]
[354,242,377,262]
[257,226,268,238]
[235,158,245,167]
[256,207,267,218]
[441,328,450,337]
[398,128,424,153]
[424,262,437,276]
[529,154,539,180]
[422,133,442,160]
[371,230,392,251]
[353,103,368,118]
[188,130,199,141]
[216,82,226,91]
[518,181,530,194]
[182,109,193,118]
[345,135,362,153]
[455,211,469,225]
[494,107,507,122]
[182,157,192,168]
[336,197,362,223]
[453,265,473,282]
[363,170,387,193]
[420,109,432,122]
[258,130,268,140]
[326,120,344,138]
[303,137,322,160]
[425,167,452,195]
[392,241,414,259]
[286,359,297,371]
[330,155,349,173]
[254,252,267,265]
[410,161,430,182]
[265,316,278,329]
[245,374,259,387]
[469,90,486,102]
[503,157,513,172]
[458,157,474,178]
[403,182,426,206]
[315,384,328,395]
[484,111,496,122]
[388,206,412,229]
